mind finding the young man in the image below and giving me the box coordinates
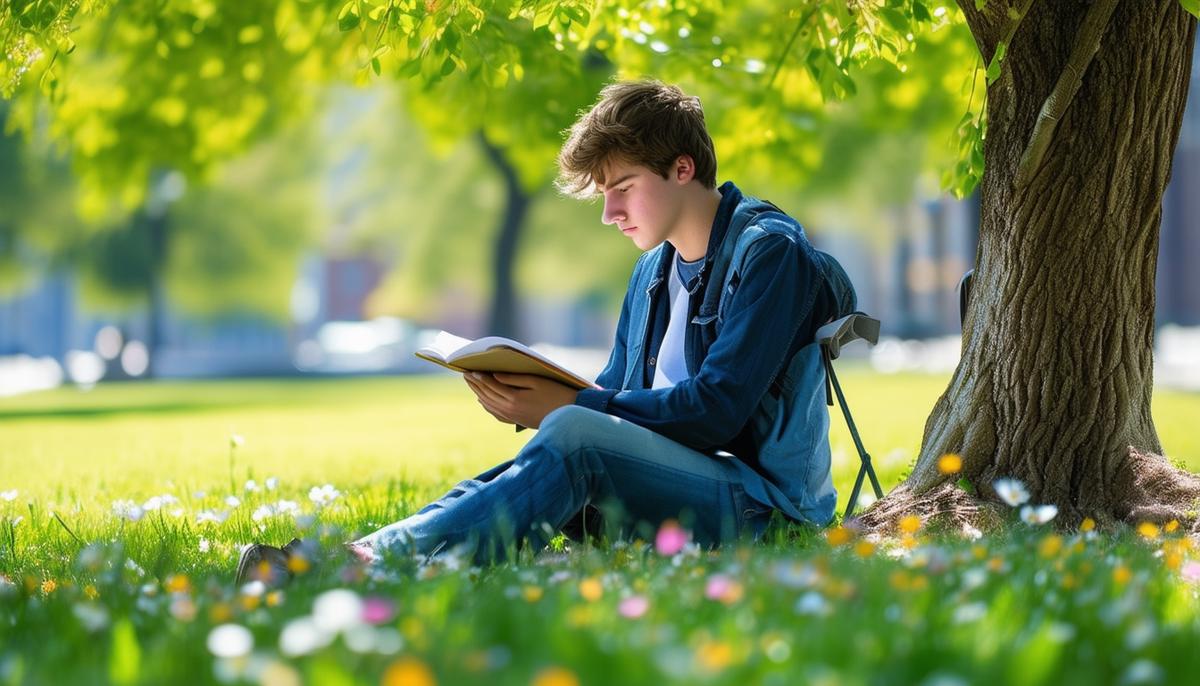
[237,80,855,582]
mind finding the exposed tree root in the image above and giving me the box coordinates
[1114,448,1200,533]
[851,482,1007,536]
[853,448,1200,536]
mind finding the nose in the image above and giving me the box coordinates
[602,196,626,226]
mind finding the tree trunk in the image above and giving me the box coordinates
[866,0,1199,528]
[477,131,531,340]
[144,210,168,379]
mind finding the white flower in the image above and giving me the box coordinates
[198,538,210,553]
[279,616,333,657]
[240,580,267,598]
[207,623,253,659]
[8,516,23,527]
[1020,504,1058,525]
[244,479,260,493]
[794,591,830,616]
[312,589,364,634]
[953,601,987,624]
[225,495,241,508]
[73,603,110,632]
[229,434,245,448]
[993,478,1030,507]
[196,509,229,525]
[1,489,18,502]
[308,484,341,507]
[142,494,178,511]
[112,500,144,522]
[251,500,301,522]
[265,477,279,491]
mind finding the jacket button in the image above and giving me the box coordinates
[648,357,656,366]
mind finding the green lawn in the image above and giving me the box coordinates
[1,371,1198,685]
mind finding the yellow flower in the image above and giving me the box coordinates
[1136,522,1160,540]
[266,590,284,607]
[240,594,260,611]
[565,605,594,628]
[1080,517,1096,532]
[531,666,580,686]
[825,526,853,546]
[578,578,603,602]
[287,553,311,575]
[382,657,437,686]
[164,574,191,594]
[853,540,876,558]
[1038,534,1063,559]
[971,545,988,560]
[1165,519,1180,533]
[83,584,99,600]
[937,453,962,475]
[888,570,910,591]
[41,579,57,594]
[209,602,233,623]
[900,533,918,550]
[898,515,921,535]
[695,640,734,672]
[1061,573,1077,590]
[521,585,544,603]
[1113,565,1132,585]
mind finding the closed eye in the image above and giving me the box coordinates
[619,185,632,193]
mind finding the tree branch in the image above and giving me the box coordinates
[1014,0,1122,190]
[767,5,817,89]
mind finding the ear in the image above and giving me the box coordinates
[672,155,697,185]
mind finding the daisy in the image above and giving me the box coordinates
[993,478,1030,507]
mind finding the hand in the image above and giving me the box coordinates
[463,372,579,429]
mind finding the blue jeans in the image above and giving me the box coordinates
[352,405,774,565]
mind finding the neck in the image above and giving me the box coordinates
[669,185,723,262]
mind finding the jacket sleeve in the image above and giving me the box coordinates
[586,252,650,391]
[575,231,821,451]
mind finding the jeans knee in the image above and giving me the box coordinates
[534,405,614,460]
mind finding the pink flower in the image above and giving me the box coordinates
[362,597,396,625]
[618,595,649,619]
[1181,560,1200,584]
[655,520,689,556]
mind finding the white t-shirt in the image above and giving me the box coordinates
[652,258,698,389]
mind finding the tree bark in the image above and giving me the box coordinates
[868,0,1199,528]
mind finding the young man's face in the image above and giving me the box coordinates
[597,158,689,252]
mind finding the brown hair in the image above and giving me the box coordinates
[556,79,717,197]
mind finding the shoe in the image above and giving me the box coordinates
[235,538,303,586]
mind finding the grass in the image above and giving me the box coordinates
[0,370,1198,685]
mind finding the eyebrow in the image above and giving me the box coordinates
[599,173,638,191]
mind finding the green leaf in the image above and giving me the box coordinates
[878,8,910,34]
[956,477,976,494]
[1181,0,1200,19]
[108,619,140,686]
[371,57,381,75]
[913,1,932,23]
[337,2,360,32]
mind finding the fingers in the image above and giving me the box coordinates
[465,373,509,405]
[464,375,514,424]
[491,372,538,389]
[469,372,519,401]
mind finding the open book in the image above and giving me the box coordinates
[414,331,594,390]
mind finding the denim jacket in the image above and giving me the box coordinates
[575,181,856,525]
